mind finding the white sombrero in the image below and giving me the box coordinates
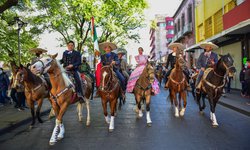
[99,42,117,51]
[200,42,218,49]
[168,42,185,50]
[116,48,126,55]
[30,48,48,53]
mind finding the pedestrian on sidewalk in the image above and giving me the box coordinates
[240,65,247,97]
[0,68,10,106]
[244,59,250,100]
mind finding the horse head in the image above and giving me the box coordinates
[219,53,236,75]
[14,65,26,88]
[31,53,58,75]
[100,65,113,91]
[145,62,155,84]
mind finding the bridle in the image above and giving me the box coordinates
[99,65,117,92]
[36,58,54,74]
[136,64,155,92]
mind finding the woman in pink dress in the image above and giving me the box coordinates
[126,47,160,94]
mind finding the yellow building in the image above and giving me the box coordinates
[195,0,236,43]
[186,0,250,90]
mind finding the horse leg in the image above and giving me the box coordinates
[173,93,179,117]
[36,98,44,123]
[136,96,143,118]
[102,100,110,124]
[27,100,35,128]
[196,92,203,114]
[109,99,117,132]
[209,97,219,127]
[180,92,187,117]
[77,102,83,122]
[145,95,152,126]
[118,96,122,110]
[56,102,69,141]
[85,99,91,126]
[48,108,55,119]
[49,102,61,145]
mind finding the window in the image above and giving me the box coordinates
[178,19,180,31]
[159,23,166,27]
[181,14,185,30]
[167,38,173,43]
[174,24,177,34]
[168,29,174,34]
[188,5,192,23]
[167,21,174,26]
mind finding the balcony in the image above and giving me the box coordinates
[183,23,193,35]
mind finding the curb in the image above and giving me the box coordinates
[218,101,250,117]
[0,108,51,135]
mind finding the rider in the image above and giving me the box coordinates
[126,47,160,94]
[30,48,51,89]
[195,42,219,93]
[60,40,84,102]
[99,42,126,94]
[164,42,190,89]
[117,49,129,82]
[79,57,95,99]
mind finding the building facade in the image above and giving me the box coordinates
[172,0,196,68]
[150,14,174,63]
[186,0,250,89]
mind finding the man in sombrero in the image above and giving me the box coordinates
[30,48,48,64]
[164,42,190,89]
[196,42,219,93]
[116,48,129,81]
[99,42,126,95]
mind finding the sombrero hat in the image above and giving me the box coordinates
[99,42,117,51]
[200,42,218,49]
[116,48,126,55]
[168,42,185,50]
[30,48,48,53]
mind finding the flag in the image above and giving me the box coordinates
[91,17,101,88]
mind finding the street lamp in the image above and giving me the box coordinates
[14,17,27,65]
[159,51,162,63]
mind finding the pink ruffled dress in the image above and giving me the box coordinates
[126,54,160,94]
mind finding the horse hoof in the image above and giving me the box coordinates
[38,120,43,123]
[175,114,179,117]
[212,124,219,128]
[86,122,91,127]
[78,117,83,122]
[57,135,64,140]
[29,125,33,129]
[109,129,114,132]
[199,111,204,115]
[49,142,56,146]
[147,123,152,127]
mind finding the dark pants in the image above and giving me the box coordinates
[241,81,247,95]
[114,69,126,91]
[246,80,250,96]
[43,73,51,89]
[226,77,232,93]
[17,92,26,108]
[0,89,9,104]
[10,88,18,105]
[72,71,84,95]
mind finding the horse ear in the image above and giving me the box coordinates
[19,64,24,69]
[51,53,58,59]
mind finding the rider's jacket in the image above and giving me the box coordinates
[61,50,81,71]
[101,52,120,70]
[165,52,176,69]
[196,51,218,69]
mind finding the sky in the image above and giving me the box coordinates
[39,0,182,66]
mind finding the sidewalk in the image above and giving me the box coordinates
[218,89,250,116]
[0,90,249,136]
[0,99,52,135]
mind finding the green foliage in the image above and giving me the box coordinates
[0,9,39,65]
[32,0,148,52]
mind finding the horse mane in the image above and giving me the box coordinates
[55,60,73,87]
[24,67,42,83]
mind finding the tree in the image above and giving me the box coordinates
[0,0,30,14]
[32,0,148,52]
[0,10,40,65]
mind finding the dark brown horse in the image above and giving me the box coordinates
[166,55,188,117]
[196,54,236,127]
[98,65,122,132]
[133,63,155,126]
[31,54,91,145]
[155,68,163,86]
[14,65,54,128]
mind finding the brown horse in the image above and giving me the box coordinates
[166,55,188,117]
[133,63,155,126]
[98,65,122,132]
[14,65,54,127]
[31,54,91,145]
[196,54,236,127]
[155,68,163,86]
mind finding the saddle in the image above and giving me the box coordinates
[66,71,86,94]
